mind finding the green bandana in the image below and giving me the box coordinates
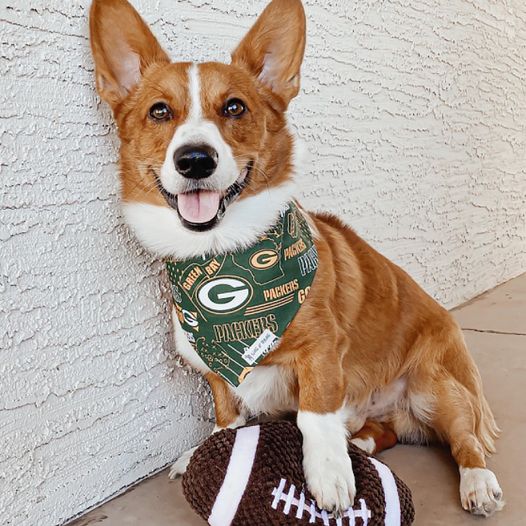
[166,202,318,387]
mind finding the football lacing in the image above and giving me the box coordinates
[271,478,372,525]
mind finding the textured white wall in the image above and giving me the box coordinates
[1,0,525,525]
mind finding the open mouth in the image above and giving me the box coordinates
[155,161,253,232]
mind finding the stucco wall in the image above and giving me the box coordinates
[1,1,525,525]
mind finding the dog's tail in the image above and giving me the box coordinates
[476,394,500,456]
[449,325,501,456]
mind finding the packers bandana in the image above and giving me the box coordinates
[166,201,318,387]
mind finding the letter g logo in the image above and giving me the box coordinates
[250,249,279,270]
[197,277,252,313]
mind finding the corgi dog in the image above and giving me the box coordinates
[89,0,504,517]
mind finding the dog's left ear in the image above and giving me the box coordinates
[231,0,306,110]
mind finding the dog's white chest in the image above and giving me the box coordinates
[173,309,297,416]
[233,364,297,416]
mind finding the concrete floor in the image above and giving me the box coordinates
[71,273,526,526]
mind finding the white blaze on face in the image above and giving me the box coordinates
[159,63,240,223]
[188,61,202,122]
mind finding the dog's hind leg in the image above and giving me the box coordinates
[432,373,504,517]
[350,420,397,455]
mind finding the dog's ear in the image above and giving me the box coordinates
[231,0,306,110]
[89,0,169,110]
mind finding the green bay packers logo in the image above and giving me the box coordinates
[250,249,279,270]
[197,277,252,313]
[182,309,198,328]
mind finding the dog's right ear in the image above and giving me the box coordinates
[89,0,169,110]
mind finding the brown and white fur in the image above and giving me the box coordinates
[89,0,503,517]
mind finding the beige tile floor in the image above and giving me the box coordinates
[71,274,526,526]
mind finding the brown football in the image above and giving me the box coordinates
[182,421,414,526]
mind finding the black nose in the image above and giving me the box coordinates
[174,144,218,179]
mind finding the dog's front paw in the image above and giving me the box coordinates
[303,448,356,513]
[168,446,198,479]
[459,467,504,517]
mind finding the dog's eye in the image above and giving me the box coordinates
[149,102,172,122]
[223,99,246,118]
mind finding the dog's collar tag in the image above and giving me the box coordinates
[166,201,318,387]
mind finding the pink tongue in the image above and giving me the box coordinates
[177,191,221,224]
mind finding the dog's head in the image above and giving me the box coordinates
[89,0,306,257]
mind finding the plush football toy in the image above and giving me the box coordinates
[182,421,414,526]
